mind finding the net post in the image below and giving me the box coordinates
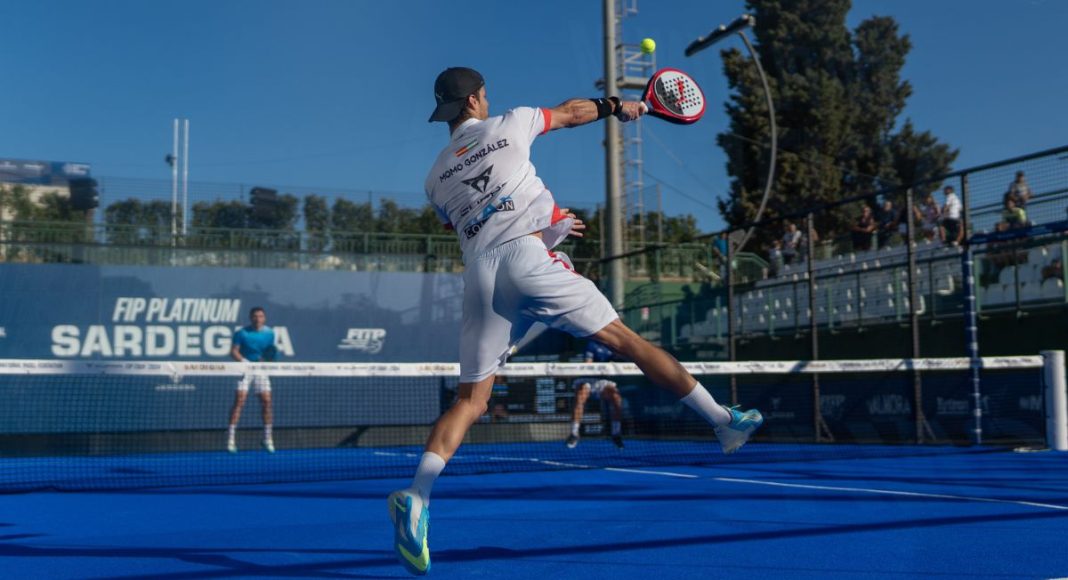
[962,242,983,445]
[1042,350,1068,451]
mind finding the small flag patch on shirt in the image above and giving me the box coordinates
[454,138,479,157]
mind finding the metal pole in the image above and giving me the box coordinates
[603,0,625,308]
[960,173,971,242]
[1043,350,1068,451]
[962,241,983,445]
[171,118,179,240]
[656,184,663,244]
[727,232,737,405]
[181,119,189,237]
[806,213,823,441]
[733,31,777,254]
[904,188,926,443]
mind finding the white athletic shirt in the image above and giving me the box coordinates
[424,107,574,260]
[943,192,962,220]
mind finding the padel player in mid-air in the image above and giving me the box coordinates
[388,67,763,575]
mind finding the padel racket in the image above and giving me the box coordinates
[636,68,706,125]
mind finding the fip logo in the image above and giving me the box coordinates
[338,328,386,354]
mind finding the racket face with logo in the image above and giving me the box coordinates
[643,68,706,124]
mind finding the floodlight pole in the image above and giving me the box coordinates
[686,15,777,254]
[603,0,625,308]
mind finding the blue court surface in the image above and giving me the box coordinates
[1,442,1066,579]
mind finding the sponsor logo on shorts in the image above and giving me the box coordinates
[338,328,386,354]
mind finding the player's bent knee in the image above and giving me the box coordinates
[591,319,646,358]
[457,397,489,417]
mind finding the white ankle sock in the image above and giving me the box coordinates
[680,383,732,427]
[409,452,446,505]
[570,422,580,437]
[227,425,236,440]
[264,425,273,439]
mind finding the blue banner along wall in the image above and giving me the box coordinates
[0,263,463,362]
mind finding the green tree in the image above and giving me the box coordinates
[103,199,176,245]
[303,194,330,252]
[412,204,444,235]
[192,200,249,229]
[141,200,177,244]
[718,0,958,248]
[375,199,419,233]
[330,198,374,252]
[248,192,299,231]
[104,198,144,245]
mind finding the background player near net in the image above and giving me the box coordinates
[387,66,764,576]
[227,306,277,454]
[568,339,625,449]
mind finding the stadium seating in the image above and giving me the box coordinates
[678,240,1064,343]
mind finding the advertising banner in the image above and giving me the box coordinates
[0,263,464,362]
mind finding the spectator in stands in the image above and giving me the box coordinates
[768,239,784,276]
[851,205,877,251]
[781,221,802,264]
[1005,170,1033,208]
[1042,258,1062,282]
[941,185,964,246]
[712,232,729,281]
[713,231,729,258]
[915,193,942,243]
[1002,197,1028,229]
[876,198,900,249]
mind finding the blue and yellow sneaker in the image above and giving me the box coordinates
[388,489,430,575]
[714,406,764,454]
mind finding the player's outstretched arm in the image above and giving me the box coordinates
[547,98,645,131]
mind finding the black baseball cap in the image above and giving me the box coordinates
[428,67,484,123]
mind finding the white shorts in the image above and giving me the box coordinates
[460,235,618,383]
[237,373,271,394]
[572,378,616,398]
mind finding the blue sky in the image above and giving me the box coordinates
[2,0,1065,231]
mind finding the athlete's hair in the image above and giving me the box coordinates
[249,306,266,317]
[449,91,483,127]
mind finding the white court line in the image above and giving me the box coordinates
[373,451,419,458]
[373,451,690,478]
[606,467,699,479]
[714,477,1068,512]
[538,460,593,469]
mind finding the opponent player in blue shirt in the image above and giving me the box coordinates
[567,340,625,449]
[227,306,278,453]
